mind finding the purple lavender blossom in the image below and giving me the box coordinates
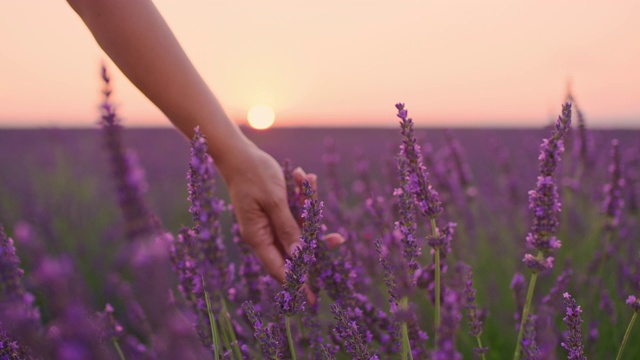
[282,159,302,220]
[100,65,157,241]
[511,273,526,326]
[242,301,283,360]
[465,270,484,339]
[275,180,321,316]
[541,268,572,309]
[521,315,539,360]
[319,344,337,360]
[626,295,640,311]
[433,287,463,360]
[168,228,214,349]
[0,224,26,301]
[108,276,153,341]
[330,303,376,360]
[0,225,41,350]
[561,292,586,360]
[188,127,229,291]
[97,303,124,341]
[569,99,594,176]
[603,139,624,232]
[522,102,572,273]
[396,103,443,220]
[232,219,264,305]
[428,222,457,257]
[600,290,616,324]
[0,331,31,359]
[374,239,400,313]
[445,131,477,201]
[394,153,420,274]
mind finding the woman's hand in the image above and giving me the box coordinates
[67,0,343,285]
[219,141,343,284]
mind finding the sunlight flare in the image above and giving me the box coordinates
[247,105,275,130]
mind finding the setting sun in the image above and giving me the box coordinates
[247,105,275,130]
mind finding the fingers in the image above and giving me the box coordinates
[251,239,287,283]
[324,232,345,250]
[292,166,306,186]
[267,199,302,257]
[303,284,316,306]
[293,167,318,199]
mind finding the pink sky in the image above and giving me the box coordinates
[1,1,639,128]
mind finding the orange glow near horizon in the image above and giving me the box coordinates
[1,1,639,128]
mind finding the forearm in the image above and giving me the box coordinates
[68,0,250,177]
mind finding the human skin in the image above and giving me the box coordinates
[66,0,342,285]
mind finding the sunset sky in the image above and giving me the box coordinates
[1,1,639,128]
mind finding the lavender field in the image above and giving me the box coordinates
[0,100,639,358]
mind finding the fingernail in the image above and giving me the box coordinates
[293,167,305,175]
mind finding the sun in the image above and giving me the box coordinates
[247,105,275,130]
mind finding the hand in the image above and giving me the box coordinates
[220,143,343,284]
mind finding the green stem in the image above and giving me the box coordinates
[285,315,297,360]
[513,256,541,360]
[400,297,414,360]
[112,338,126,360]
[430,218,441,346]
[475,335,487,360]
[220,297,243,360]
[616,311,638,360]
[203,279,221,360]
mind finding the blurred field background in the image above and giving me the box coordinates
[1,125,639,358]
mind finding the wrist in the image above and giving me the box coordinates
[202,125,258,185]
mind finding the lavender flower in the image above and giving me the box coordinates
[445,131,477,201]
[168,228,213,349]
[571,101,594,176]
[465,270,484,339]
[511,273,526,326]
[396,103,442,219]
[432,287,463,360]
[394,154,420,274]
[541,268,572,309]
[0,331,31,359]
[275,180,321,316]
[0,224,26,301]
[561,292,586,360]
[374,239,400,313]
[242,301,283,360]
[232,220,264,304]
[282,159,302,220]
[603,139,624,232]
[188,127,229,291]
[600,290,616,324]
[428,222,457,257]
[626,295,640,311]
[97,303,124,341]
[617,295,640,360]
[330,303,375,360]
[319,344,337,360]
[100,65,157,240]
[521,315,539,360]
[522,102,572,273]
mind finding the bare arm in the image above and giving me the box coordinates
[67,0,303,282]
[67,0,246,173]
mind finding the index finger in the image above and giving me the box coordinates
[251,238,287,283]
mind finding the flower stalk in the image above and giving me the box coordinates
[617,296,640,360]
